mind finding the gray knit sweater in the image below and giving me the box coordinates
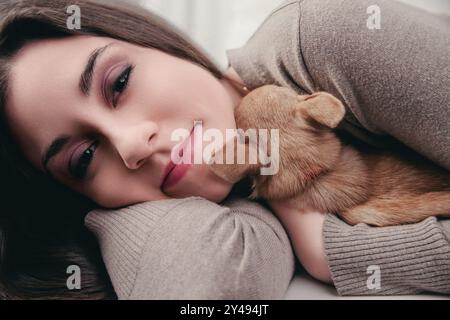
[85,0,450,299]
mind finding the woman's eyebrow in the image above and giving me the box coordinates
[79,43,114,96]
[40,43,115,174]
[41,134,71,174]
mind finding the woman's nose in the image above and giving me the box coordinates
[108,121,158,170]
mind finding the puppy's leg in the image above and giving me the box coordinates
[339,191,450,227]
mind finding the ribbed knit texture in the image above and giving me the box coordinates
[85,196,295,299]
[323,215,450,295]
[84,199,173,298]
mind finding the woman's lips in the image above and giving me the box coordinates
[161,126,195,190]
[161,162,191,191]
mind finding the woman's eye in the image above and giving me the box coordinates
[69,141,99,180]
[111,64,134,107]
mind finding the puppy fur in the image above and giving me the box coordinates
[209,85,450,226]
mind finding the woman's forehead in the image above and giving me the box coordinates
[10,36,97,102]
[7,37,87,125]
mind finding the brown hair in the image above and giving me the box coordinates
[0,0,240,299]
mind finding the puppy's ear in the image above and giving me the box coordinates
[295,92,346,128]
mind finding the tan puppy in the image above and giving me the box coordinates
[209,85,450,226]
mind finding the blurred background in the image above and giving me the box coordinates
[127,0,450,69]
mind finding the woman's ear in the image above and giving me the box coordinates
[295,92,346,129]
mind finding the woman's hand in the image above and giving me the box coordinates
[268,199,333,284]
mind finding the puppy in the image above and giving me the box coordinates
[209,85,450,226]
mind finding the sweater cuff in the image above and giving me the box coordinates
[323,214,450,296]
[84,197,203,298]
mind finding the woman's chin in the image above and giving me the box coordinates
[168,179,233,203]
[165,164,234,203]
[197,172,235,203]
[203,185,234,203]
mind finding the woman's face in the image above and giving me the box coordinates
[6,35,242,208]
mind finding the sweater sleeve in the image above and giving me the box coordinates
[84,196,295,300]
[226,0,450,170]
[323,214,450,295]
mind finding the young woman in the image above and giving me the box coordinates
[0,0,449,299]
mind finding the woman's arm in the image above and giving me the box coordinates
[85,196,295,299]
[268,200,332,284]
